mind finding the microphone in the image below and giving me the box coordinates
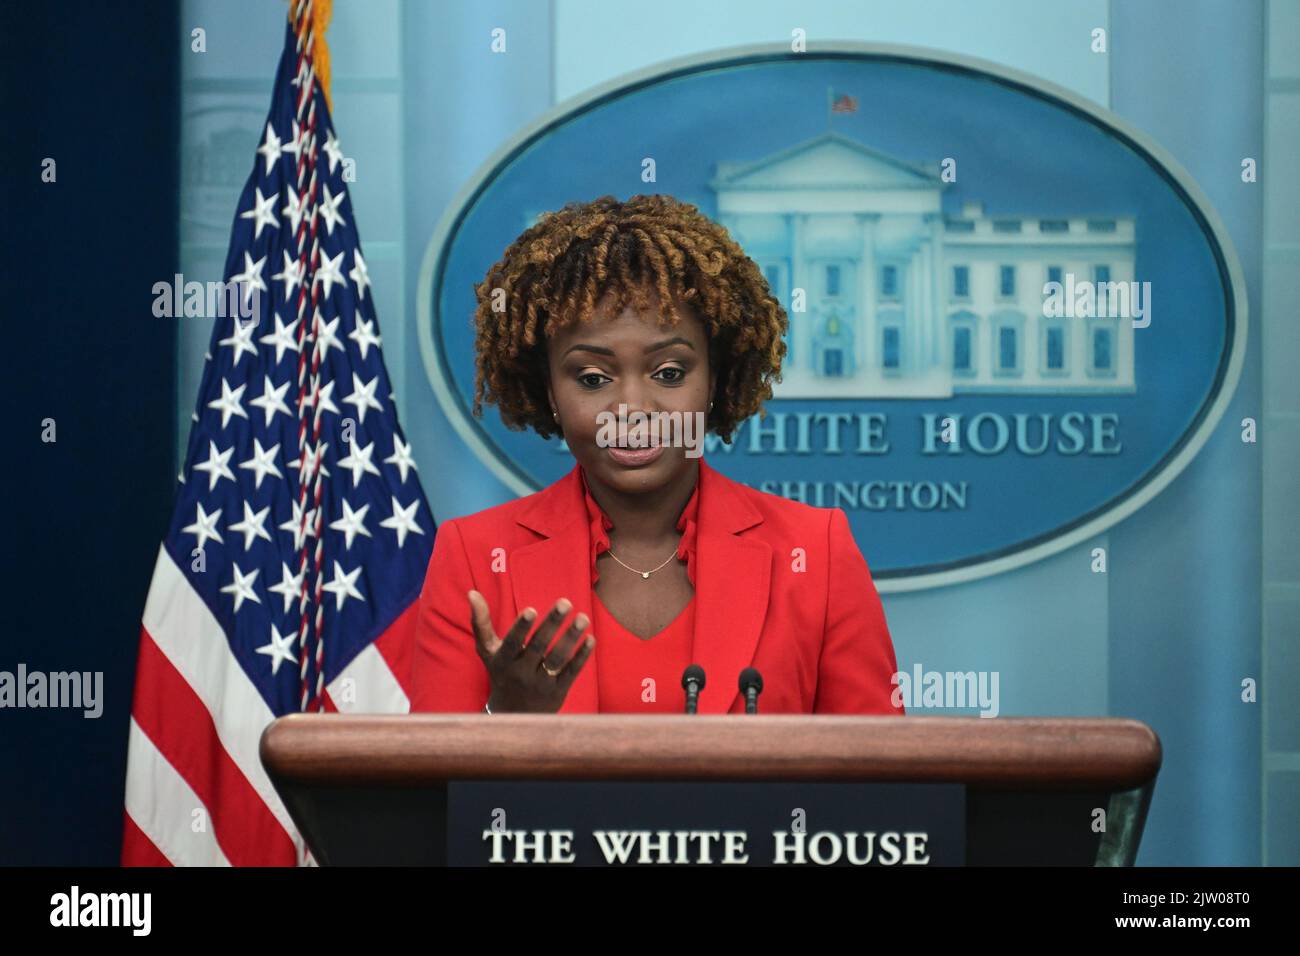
[681,665,706,714]
[739,668,763,714]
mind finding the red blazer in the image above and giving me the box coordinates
[410,457,903,715]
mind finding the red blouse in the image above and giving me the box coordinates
[579,466,701,712]
[580,466,700,586]
[592,593,696,712]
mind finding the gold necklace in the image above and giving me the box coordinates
[605,547,678,580]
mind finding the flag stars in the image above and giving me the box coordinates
[239,186,279,240]
[285,118,306,162]
[318,184,347,235]
[239,438,283,489]
[289,439,330,484]
[279,498,318,551]
[338,439,381,486]
[230,252,268,311]
[155,35,436,711]
[268,561,306,614]
[313,314,345,362]
[312,379,340,423]
[259,313,301,366]
[218,315,260,366]
[323,129,344,174]
[229,501,273,550]
[281,186,306,234]
[207,377,249,428]
[380,496,425,548]
[250,375,292,425]
[256,624,298,676]
[255,122,287,175]
[349,316,382,359]
[348,251,372,301]
[343,373,383,425]
[181,501,223,551]
[385,437,417,484]
[271,252,304,299]
[220,562,261,613]
[329,499,372,549]
[193,440,236,490]
[322,561,365,610]
[313,250,346,299]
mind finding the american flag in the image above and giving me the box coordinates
[830,91,858,113]
[121,2,434,866]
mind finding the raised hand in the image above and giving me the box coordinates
[467,590,595,713]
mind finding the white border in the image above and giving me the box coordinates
[416,41,1248,594]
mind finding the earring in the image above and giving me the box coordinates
[552,410,559,421]
[708,401,714,412]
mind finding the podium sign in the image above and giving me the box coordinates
[448,781,965,866]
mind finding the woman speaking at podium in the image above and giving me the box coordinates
[410,195,902,716]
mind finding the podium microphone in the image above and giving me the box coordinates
[739,668,764,714]
[682,665,706,714]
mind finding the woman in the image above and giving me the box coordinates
[410,194,903,715]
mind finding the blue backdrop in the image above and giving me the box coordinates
[2,0,1288,867]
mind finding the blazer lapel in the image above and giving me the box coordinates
[508,458,771,715]
[691,459,770,713]
[510,464,600,713]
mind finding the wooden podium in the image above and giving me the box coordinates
[260,715,1161,866]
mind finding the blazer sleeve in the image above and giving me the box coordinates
[812,507,905,715]
[409,518,492,713]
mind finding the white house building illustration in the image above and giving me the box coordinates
[710,132,1137,398]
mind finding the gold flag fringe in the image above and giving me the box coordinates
[289,0,333,111]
